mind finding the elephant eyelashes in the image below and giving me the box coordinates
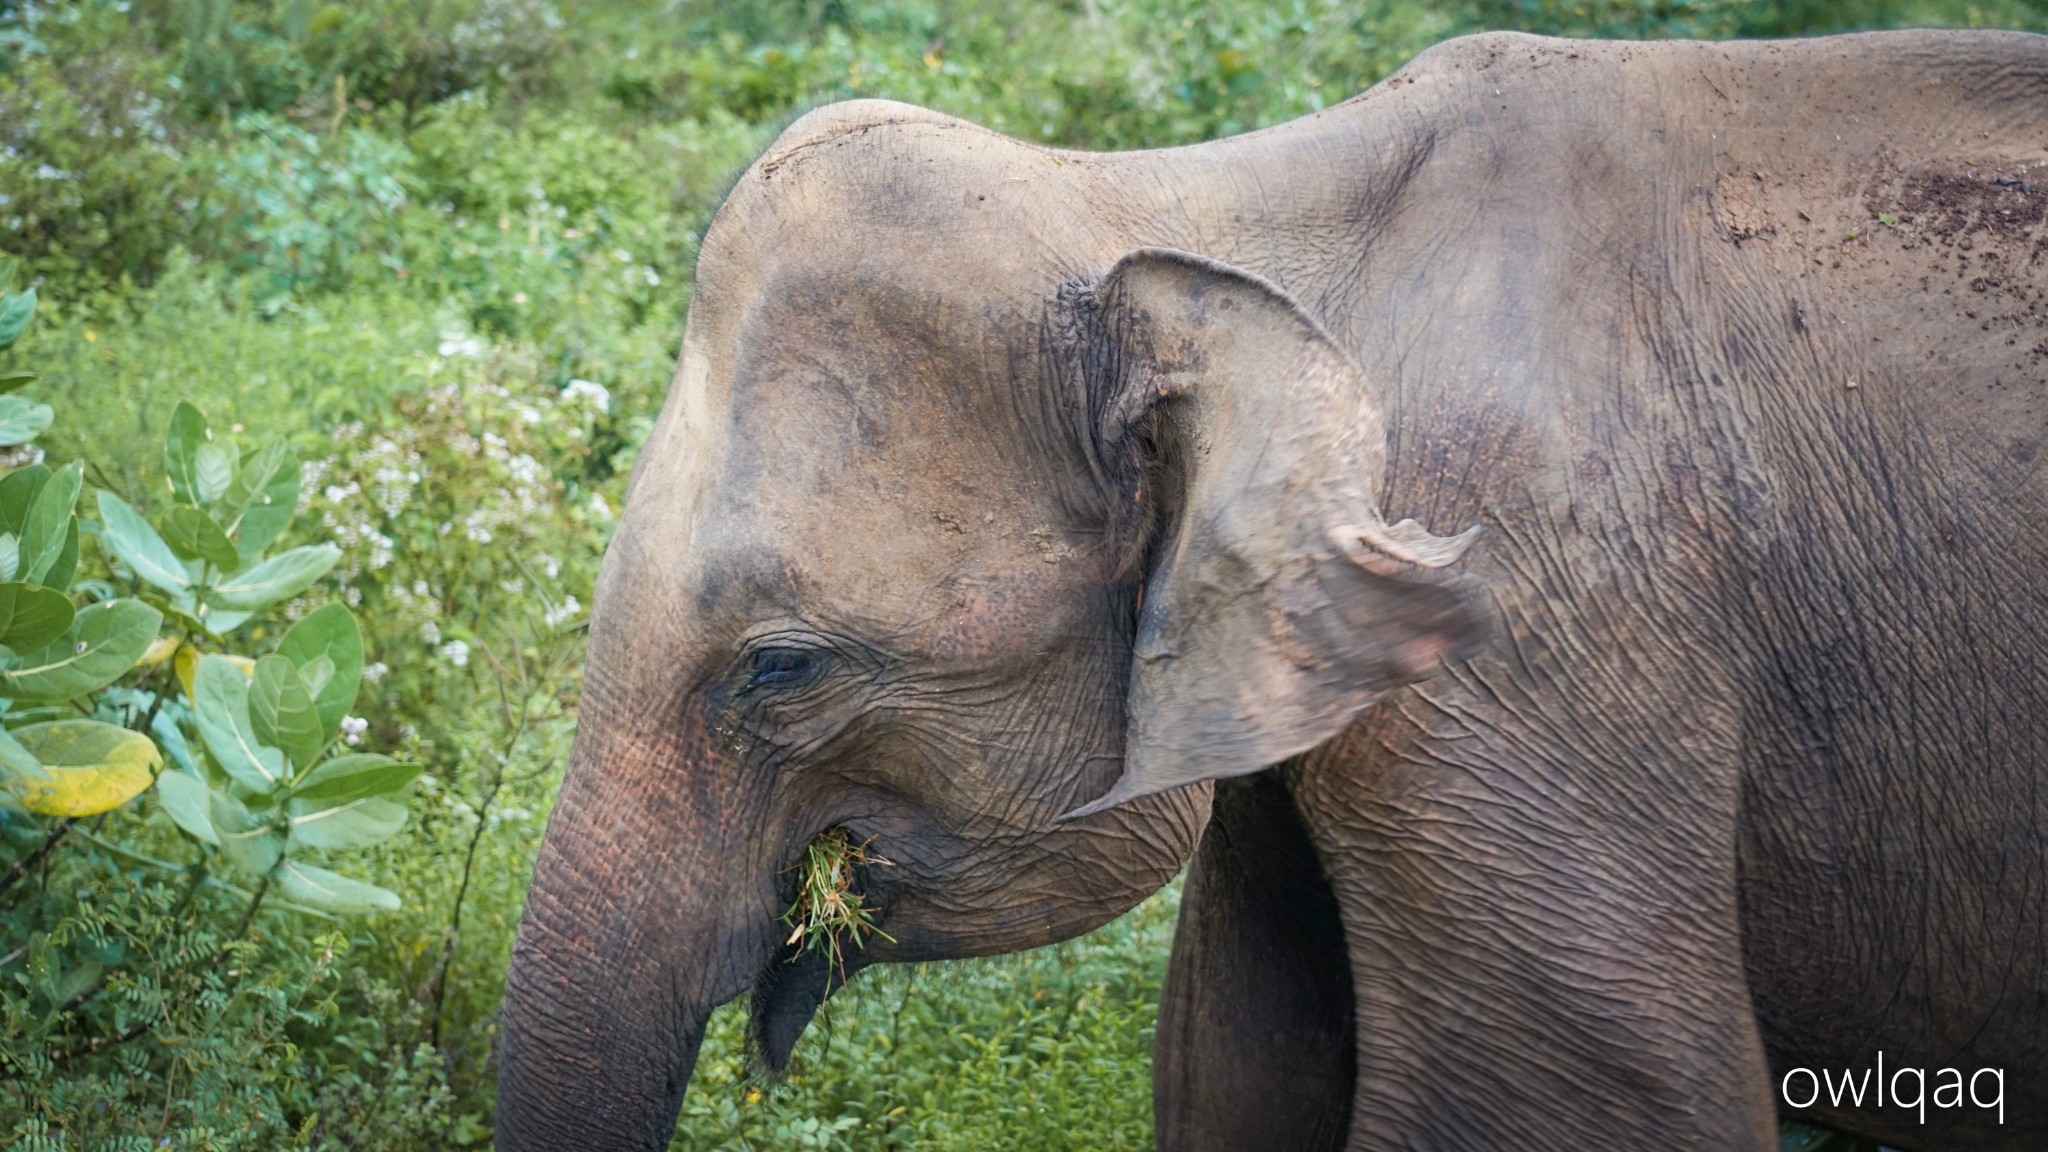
[749,647,827,691]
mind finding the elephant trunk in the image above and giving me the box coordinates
[497,678,778,1151]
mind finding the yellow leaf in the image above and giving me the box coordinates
[176,645,254,701]
[11,720,161,817]
[140,635,182,667]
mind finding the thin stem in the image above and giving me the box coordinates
[226,870,272,944]
[0,818,73,902]
[134,644,182,735]
[75,828,189,874]
[426,628,576,1050]
[71,831,334,921]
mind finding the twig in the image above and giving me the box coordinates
[425,626,576,1050]
[41,1012,157,1068]
[0,819,73,902]
[225,870,273,945]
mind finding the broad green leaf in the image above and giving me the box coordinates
[42,517,77,593]
[192,654,286,793]
[9,720,161,817]
[220,441,299,558]
[154,767,218,845]
[274,859,399,913]
[210,787,283,875]
[0,395,53,447]
[286,793,408,851]
[287,753,417,806]
[161,506,241,573]
[94,491,191,595]
[0,582,73,652]
[150,707,201,781]
[164,402,208,506]
[0,288,34,349]
[0,470,71,586]
[1,599,163,702]
[206,544,339,612]
[298,655,335,697]
[193,440,235,505]
[0,724,47,785]
[0,464,44,533]
[166,584,255,638]
[276,605,362,740]
[250,655,324,771]
[17,461,79,586]
[199,607,254,637]
[0,372,36,394]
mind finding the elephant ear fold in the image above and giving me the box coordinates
[1063,248,1488,820]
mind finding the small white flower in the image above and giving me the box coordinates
[587,492,613,519]
[560,378,610,413]
[340,715,369,746]
[543,594,582,629]
[437,332,487,359]
[362,661,389,684]
[439,639,470,668]
[421,620,442,645]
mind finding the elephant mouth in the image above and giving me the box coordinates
[747,940,859,1072]
[746,829,889,1072]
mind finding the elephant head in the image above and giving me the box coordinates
[497,101,1485,1150]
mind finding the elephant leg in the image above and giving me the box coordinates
[1155,771,1356,1152]
[1290,718,1777,1151]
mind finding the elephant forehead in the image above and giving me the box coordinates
[688,515,1104,661]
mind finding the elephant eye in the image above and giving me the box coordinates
[749,647,825,690]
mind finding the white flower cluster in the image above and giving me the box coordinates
[438,331,488,360]
[542,594,582,629]
[294,355,610,680]
[560,378,610,413]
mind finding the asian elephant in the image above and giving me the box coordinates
[498,29,2048,1152]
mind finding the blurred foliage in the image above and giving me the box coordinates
[0,0,2036,1145]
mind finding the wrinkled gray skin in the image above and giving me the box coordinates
[499,30,2048,1152]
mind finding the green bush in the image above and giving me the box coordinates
[0,50,199,293]
[0,268,439,1147]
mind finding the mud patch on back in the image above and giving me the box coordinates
[1715,171,1778,241]
[1856,160,2048,378]
[1869,163,2048,250]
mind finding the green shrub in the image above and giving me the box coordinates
[0,51,199,293]
[0,270,427,1148]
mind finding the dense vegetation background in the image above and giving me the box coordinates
[1,0,2042,1148]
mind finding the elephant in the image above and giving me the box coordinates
[497,28,2048,1152]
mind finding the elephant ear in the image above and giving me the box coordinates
[1064,248,1487,819]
